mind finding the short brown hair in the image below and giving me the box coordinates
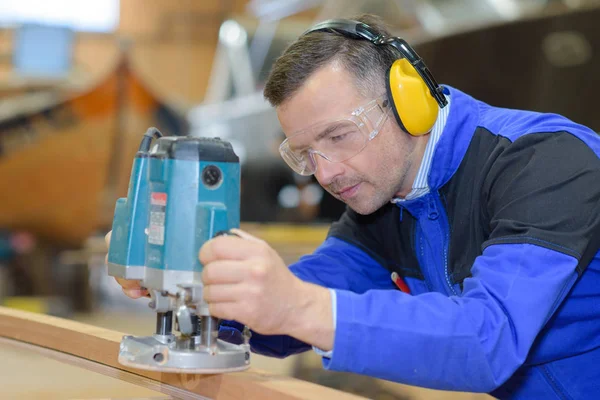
[263,14,400,107]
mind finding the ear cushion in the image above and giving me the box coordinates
[386,59,439,136]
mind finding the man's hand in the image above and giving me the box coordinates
[105,230,149,299]
[200,229,334,351]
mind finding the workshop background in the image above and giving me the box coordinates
[0,0,599,398]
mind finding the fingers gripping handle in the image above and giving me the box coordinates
[210,230,252,345]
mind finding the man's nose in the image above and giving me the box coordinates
[312,152,343,186]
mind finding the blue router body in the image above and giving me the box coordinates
[108,132,240,293]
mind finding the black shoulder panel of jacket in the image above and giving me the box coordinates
[439,128,502,284]
[480,129,600,275]
[327,204,424,280]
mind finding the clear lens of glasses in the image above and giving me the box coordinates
[279,95,390,175]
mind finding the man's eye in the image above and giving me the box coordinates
[330,133,350,143]
[297,149,310,159]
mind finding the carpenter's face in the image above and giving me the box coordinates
[277,62,423,214]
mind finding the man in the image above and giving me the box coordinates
[110,14,600,399]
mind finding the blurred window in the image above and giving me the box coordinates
[12,24,74,78]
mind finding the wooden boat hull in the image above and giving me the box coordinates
[0,58,186,246]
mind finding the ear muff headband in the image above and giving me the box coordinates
[302,19,448,136]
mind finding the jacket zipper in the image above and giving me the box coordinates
[432,194,459,296]
[414,221,434,292]
[413,194,458,296]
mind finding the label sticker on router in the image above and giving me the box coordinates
[149,192,167,245]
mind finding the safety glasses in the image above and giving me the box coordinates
[279,94,390,176]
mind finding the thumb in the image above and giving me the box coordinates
[229,228,265,244]
[105,230,112,249]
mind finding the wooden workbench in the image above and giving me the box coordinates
[0,306,365,400]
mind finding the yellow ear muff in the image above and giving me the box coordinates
[387,58,439,136]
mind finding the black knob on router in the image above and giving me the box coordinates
[202,165,222,188]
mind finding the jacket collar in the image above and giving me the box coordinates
[427,85,481,191]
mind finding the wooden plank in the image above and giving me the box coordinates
[0,336,171,399]
[0,306,365,400]
[0,337,194,400]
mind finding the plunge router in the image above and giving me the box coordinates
[107,127,250,374]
